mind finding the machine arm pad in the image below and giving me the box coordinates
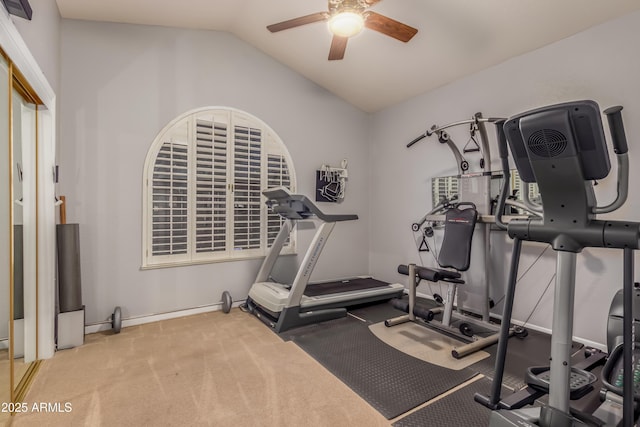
[397,264,461,283]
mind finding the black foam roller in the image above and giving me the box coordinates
[57,224,83,313]
[397,263,443,282]
[391,298,409,312]
[390,298,434,320]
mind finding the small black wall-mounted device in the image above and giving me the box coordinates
[2,0,32,20]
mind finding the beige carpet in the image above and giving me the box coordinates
[369,322,489,370]
[7,310,390,427]
[1,351,33,426]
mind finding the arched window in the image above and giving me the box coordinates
[142,107,296,268]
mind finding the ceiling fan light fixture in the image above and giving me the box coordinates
[328,11,364,38]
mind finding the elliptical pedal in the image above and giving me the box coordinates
[526,366,598,400]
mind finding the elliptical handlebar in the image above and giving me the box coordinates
[474,112,492,173]
[604,106,628,155]
[595,106,630,214]
[493,119,510,231]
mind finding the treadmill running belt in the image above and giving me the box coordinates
[303,277,390,297]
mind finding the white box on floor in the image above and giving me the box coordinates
[57,308,84,349]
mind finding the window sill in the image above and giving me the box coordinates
[140,251,296,270]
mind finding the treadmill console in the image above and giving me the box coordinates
[262,187,358,222]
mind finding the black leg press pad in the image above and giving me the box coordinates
[283,315,478,419]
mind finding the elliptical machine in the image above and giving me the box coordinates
[474,100,640,426]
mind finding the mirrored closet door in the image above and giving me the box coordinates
[0,51,11,425]
[0,49,42,412]
[12,79,39,401]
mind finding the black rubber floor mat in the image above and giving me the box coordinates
[393,376,501,427]
[288,316,477,419]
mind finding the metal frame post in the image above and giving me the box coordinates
[547,251,577,415]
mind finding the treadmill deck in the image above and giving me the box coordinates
[248,277,404,315]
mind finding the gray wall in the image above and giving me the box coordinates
[58,20,371,325]
[368,10,640,346]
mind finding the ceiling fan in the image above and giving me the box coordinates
[267,0,418,61]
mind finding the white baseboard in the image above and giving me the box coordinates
[0,338,7,350]
[84,300,246,335]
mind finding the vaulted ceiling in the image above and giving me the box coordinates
[55,0,640,112]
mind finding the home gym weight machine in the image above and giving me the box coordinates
[387,113,528,358]
[244,187,404,333]
[474,100,640,426]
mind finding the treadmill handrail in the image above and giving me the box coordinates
[263,186,358,222]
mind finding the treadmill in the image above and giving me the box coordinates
[245,187,404,332]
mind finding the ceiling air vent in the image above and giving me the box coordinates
[527,128,567,158]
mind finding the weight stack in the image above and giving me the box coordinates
[56,223,84,349]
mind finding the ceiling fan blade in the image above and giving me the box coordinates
[364,11,418,42]
[328,35,348,60]
[267,12,329,33]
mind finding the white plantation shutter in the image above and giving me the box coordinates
[266,153,291,247]
[194,115,228,255]
[150,122,189,259]
[232,123,262,252]
[143,107,296,268]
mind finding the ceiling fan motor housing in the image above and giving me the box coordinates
[329,0,367,15]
